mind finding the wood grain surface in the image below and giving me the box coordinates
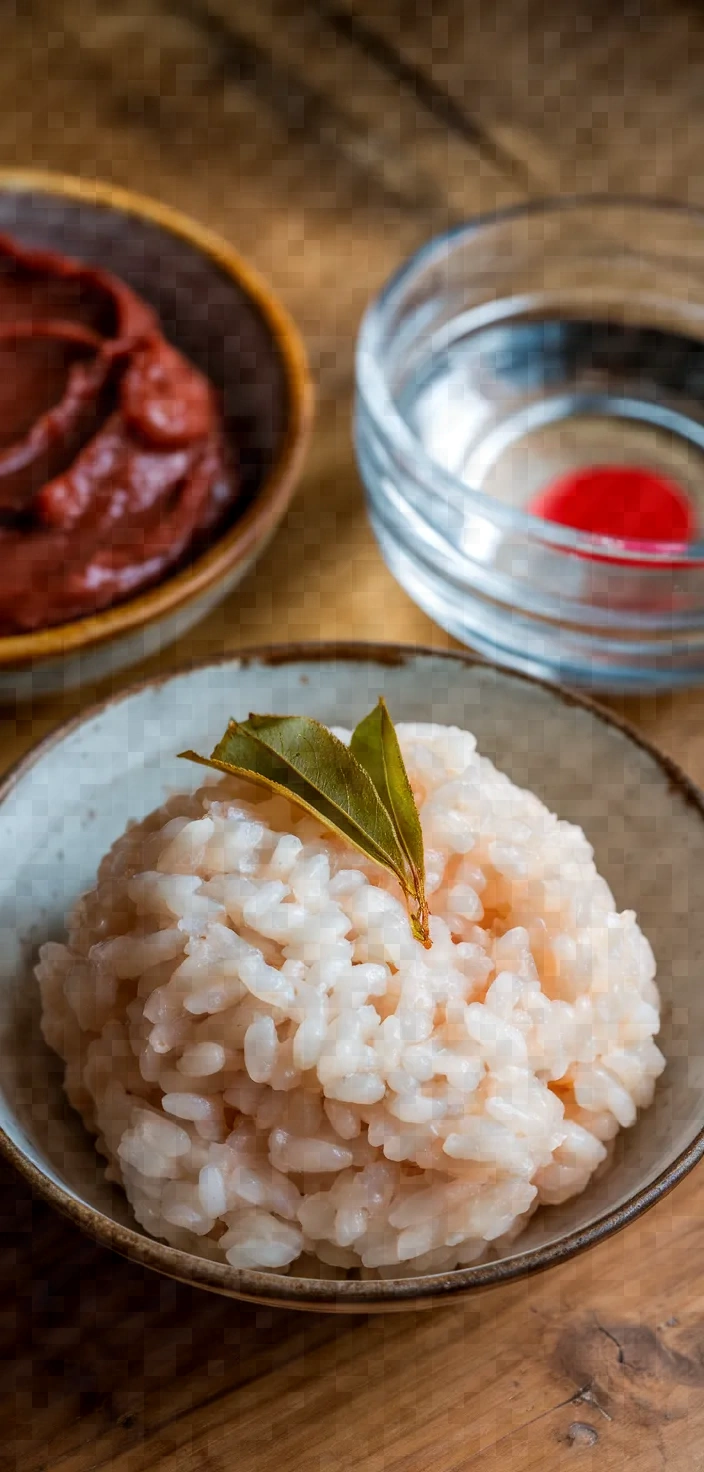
[2,1,704,1467]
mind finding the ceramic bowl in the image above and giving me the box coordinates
[0,171,312,700]
[1,643,702,1312]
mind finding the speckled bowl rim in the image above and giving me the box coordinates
[1,640,703,1312]
[0,169,313,669]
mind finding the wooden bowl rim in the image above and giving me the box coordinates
[1,639,702,1311]
[0,168,313,667]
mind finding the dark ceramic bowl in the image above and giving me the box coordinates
[0,171,312,699]
[0,643,702,1311]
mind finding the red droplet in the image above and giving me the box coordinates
[530,465,695,565]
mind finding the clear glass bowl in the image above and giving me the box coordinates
[355,198,704,692]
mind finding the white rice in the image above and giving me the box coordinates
[37,722,665,1279]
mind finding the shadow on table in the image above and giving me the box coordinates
[0,1158,357,1471]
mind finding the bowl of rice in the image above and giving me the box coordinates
[1,644,703,1310]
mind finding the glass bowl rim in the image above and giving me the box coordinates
[356,192,704,566]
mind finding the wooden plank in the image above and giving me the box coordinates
[7,0,516,396]
[7,1160,702,1471]
[0,1162,355,1472]
[190,0,525,222]
[336,0,704,198]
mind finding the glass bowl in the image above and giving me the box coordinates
[355,197,704,692]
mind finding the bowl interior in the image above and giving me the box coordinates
[356,202,704,694]
[1,648,702,1301]
[367,200,704,538]
[0,184,289,520]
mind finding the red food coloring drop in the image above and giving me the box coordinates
[529,465,695,565]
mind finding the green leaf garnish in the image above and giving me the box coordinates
[180,701,431,947]
[350,698,428,946]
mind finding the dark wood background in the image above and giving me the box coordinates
[3,2,704,1466]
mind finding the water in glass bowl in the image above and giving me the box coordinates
[403,311,704,541]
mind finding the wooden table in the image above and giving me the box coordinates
[3,2,704,1466]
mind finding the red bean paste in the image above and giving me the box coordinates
[0,232,238,632]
